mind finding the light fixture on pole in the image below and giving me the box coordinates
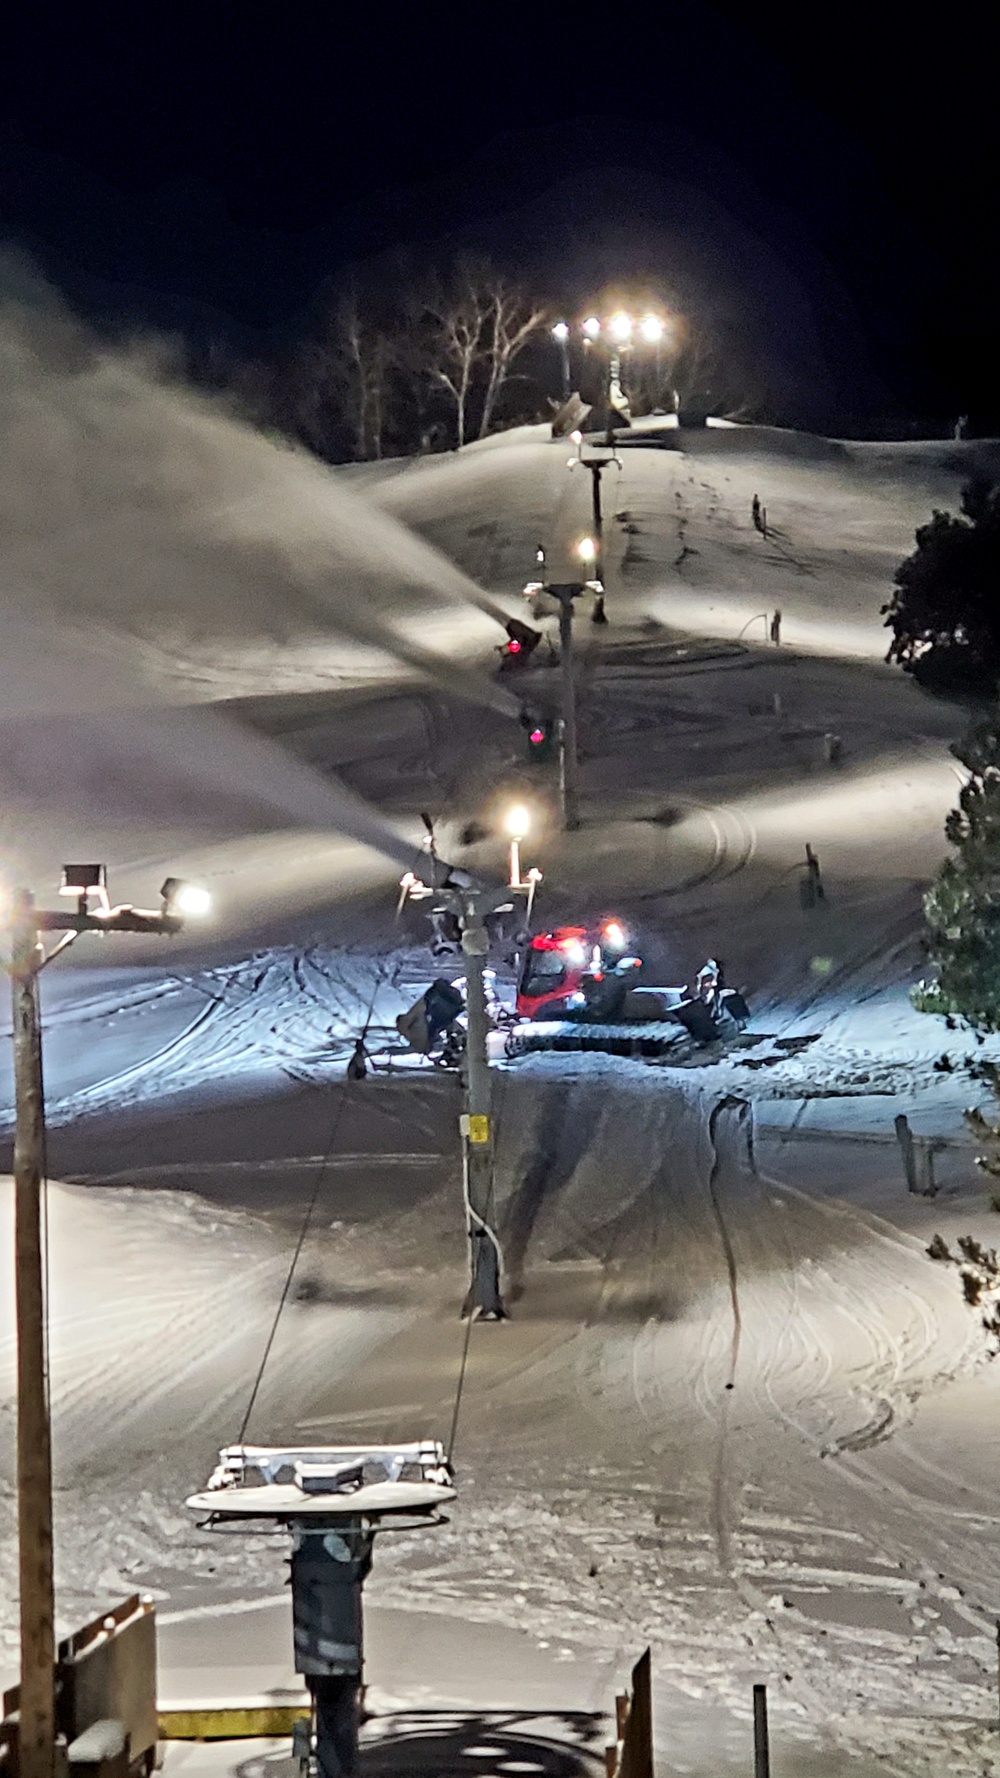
[551,320,571,399]
[4,868,211,1778]
[161,877,213,918]
[570,307,670,440]
[568,448,621,613]
[503,802,532,887]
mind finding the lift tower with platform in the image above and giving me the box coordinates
[186,1440,455,1778]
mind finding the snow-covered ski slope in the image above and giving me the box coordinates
[368,418,1000,661]
[7,273,1000,1770]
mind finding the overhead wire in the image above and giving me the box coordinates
[236,965,384,1448]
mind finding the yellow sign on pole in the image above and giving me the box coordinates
[467,1114,490,1145]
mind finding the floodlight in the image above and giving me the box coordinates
[552,321,569,341]
[639,314,664,344]
[582,316,601,339]
[60,864,107,898]
[577,536,597,564]
[609,312,633,343]
[160,878,212,918]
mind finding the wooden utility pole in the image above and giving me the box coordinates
[11,892,56,1778]
[5,872,201,1778]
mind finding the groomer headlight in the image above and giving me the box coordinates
[161,878,212,918]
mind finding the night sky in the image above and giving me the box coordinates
[2,4,994,434]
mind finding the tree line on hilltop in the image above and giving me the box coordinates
[223,255,754,463]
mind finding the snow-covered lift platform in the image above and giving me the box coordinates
[186,1441,455,1778]
[186,1440,455,1522]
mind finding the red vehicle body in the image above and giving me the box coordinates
[516,923,632,1020]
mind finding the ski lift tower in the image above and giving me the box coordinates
[399,854,541,1319]
[187,1440,455,1778]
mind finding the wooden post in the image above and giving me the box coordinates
[619,1649,653,1778]
[894,1113,919,1193]
[753,1683,770,1778]
[10,893,56,1778]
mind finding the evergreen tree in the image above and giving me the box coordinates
[883,477,1000,693]
[916,709,1000,1027]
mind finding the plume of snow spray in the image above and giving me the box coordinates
[0,257,519,879]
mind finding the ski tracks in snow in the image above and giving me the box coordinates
[29,949,399,1125]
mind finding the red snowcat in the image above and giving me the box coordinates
[510,922,749,1057]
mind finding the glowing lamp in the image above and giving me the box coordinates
[160,878,212,918]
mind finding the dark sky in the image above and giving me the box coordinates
[1,3,994,432]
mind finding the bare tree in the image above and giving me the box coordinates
[240,255,550,461]
[622,313,757,424]
[291,281,395,461]
[478,279,549,437]
[423,263,547,447]
[669,320,757,421]
[425,284,483,449]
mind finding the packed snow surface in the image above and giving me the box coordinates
[6,275,1000,1772]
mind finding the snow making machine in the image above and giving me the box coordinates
[505,920,750,1059]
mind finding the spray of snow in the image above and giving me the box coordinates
[0,257,526,887]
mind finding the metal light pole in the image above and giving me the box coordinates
[551,322,571,400]
[546,582,588,832]
[459,908,503,1318]
[4,870,207,1778]
[571,454,621,593]
[400,865,539,1319]
[589,460,604,565]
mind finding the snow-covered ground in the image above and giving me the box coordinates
[6,278,1000,1773]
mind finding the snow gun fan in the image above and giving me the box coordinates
[498,617,542,671]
